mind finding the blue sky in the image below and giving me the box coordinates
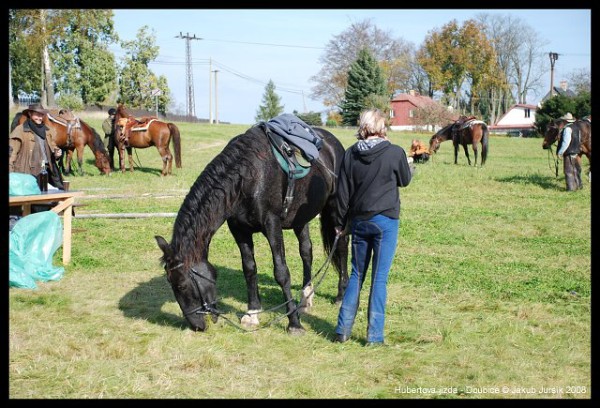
[111,9,591,125]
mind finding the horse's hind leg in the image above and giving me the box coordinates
[157,146,173,176]
[228,222,262,328]
[294,224,314,312]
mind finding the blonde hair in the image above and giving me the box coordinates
[357,109,387,140]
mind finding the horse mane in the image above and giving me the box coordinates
[80,120,108,155]
[436,122,454,136]
[169,126,266,266]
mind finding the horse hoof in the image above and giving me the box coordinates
[240,309,261,328]
[287,326,306,336]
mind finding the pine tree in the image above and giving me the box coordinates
[341,48,388,126]
[255,79,284,122]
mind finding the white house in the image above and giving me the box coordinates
[488,103,538,136]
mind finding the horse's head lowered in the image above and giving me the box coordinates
[155,236,219,331]
[429,133,443,153]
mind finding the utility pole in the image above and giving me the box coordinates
[549,52,559,96]
[175,32,202,119]
[208,58,212,124]
[302,90,307,113]
[213,70,219,124]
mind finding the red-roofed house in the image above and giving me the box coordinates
[389,90,440,131]
[488,103,538,137]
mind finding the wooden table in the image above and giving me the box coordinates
[9,190,84,265]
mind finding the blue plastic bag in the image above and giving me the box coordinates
[10,172,41,196]
[9,211,65,289]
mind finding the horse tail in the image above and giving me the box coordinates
[481,124,489,165]
[319,207,340,273]
[10,112,23,133]
[168,123,182,168]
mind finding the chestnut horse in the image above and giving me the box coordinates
[113,104,182,176]
[542,117,591,179]
[11,110,111,176]
[429,117,489,166]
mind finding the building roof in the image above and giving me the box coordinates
[541,86,577,102]
[391,92,436,108]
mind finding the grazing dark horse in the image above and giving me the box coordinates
[155,125,349,333]
[429,117,489,166]
[542,117,591,179]
[11,110,111,176]
[113,104,182,176]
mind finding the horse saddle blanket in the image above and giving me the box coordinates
[130,118,157,132]
[459,119,486,129]
[261,122,311,180]
[264,113,323,162]
[47,112,81,130]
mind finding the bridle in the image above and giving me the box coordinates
[167,263,220,318]
[545,122,563,177]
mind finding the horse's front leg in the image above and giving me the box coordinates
[264,216,304,334]
[462,144,472,166]
[294,224,313,312]
[63,150,73,175]
[453,142,459,165]
[228,222,262,328]
[127,146,134,172]
[117,144,126,173]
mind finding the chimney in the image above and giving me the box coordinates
[560,80,568,91]
[409,90,415,96]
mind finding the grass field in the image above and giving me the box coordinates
[8,113,591,399]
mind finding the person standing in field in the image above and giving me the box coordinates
[9,103,64,190]
[333,108,413,346]
[102,108,117,170]
[555,112,582,191]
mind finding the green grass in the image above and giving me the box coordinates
[8,112,591,399]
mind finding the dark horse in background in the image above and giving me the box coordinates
[155,124,349,334]
[11,110,111,176]
[113,104,182,176]
[429,116,489,166]
[542,117,591,180]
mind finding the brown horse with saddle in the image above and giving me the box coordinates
[429,115,489,167]
[113,104,182,176]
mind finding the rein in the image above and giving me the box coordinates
[179,234,341,332]
[547,145,559,177]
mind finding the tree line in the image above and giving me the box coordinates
[10,10,590,129]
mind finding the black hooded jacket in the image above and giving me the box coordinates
[335,140,412,229]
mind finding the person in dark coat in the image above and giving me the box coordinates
[102,108,117,170]
[333,108,413,346]
[9,103,65,215]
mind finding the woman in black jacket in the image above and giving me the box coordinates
[334,108,413,346]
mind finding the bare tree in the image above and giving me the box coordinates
[476,13,547,109]
[310,19,413,111]
[567,68,591,94]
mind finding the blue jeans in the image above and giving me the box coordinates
[335,214,399,343]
